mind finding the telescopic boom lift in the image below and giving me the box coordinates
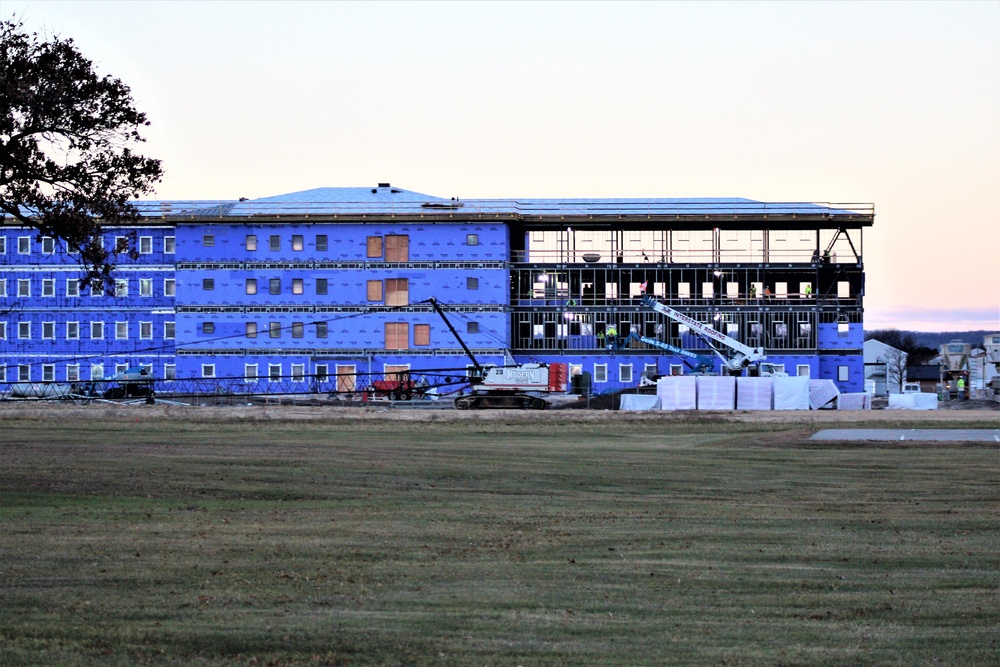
[641,295,774,376]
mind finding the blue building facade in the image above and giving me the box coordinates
[1,184,874,395]
[0,225,177,385]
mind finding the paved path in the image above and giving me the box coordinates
[811,429,1000,442]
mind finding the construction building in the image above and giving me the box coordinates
[0,184,874,396]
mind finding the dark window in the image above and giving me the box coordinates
[203,322,215,334]
[316,235,328,252]
[269,278,281,295]
[203,278,214,290]
[316,278,328,295]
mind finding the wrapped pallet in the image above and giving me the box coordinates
[888,393,938,410]
[736,377,773,410]
[657,375,698,410]
[774,375,810,410]
[837,393,872,410]
[809,379,840,410]
[697,375,736,410]
[619,394,661,411]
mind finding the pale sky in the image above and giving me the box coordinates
[7,1,1000,332]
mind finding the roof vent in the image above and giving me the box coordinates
[377,182,391,188]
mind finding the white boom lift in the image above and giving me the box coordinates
[641,296,780,376]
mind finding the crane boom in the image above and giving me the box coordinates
[421,297,568,408]
[617,332,714,373]
[641,296,765,374]
[424,297,484,379]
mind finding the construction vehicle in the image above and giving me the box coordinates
[102,367,155,400]
[366,370,425,401]
[615,331,715,374]
[425,298,568,409]
[640,295,784,376]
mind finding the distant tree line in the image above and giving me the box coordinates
[864,329,937,365]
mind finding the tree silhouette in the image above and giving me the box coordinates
[1,19,163,291]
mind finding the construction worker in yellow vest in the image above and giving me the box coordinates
[605,325,618,350]
[804,284,813,298]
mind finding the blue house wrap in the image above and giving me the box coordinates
[1,184,873,394]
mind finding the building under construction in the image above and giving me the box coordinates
[0,184,874,397]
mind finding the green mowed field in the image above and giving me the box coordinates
[0,413,997,666]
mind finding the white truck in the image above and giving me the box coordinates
[641,296,785,377]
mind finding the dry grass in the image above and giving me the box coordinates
[0,409,997,666]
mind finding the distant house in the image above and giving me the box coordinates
[905,364,941,393]
[864,339,908,396]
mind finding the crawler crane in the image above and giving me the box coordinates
[424,298,567,409]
